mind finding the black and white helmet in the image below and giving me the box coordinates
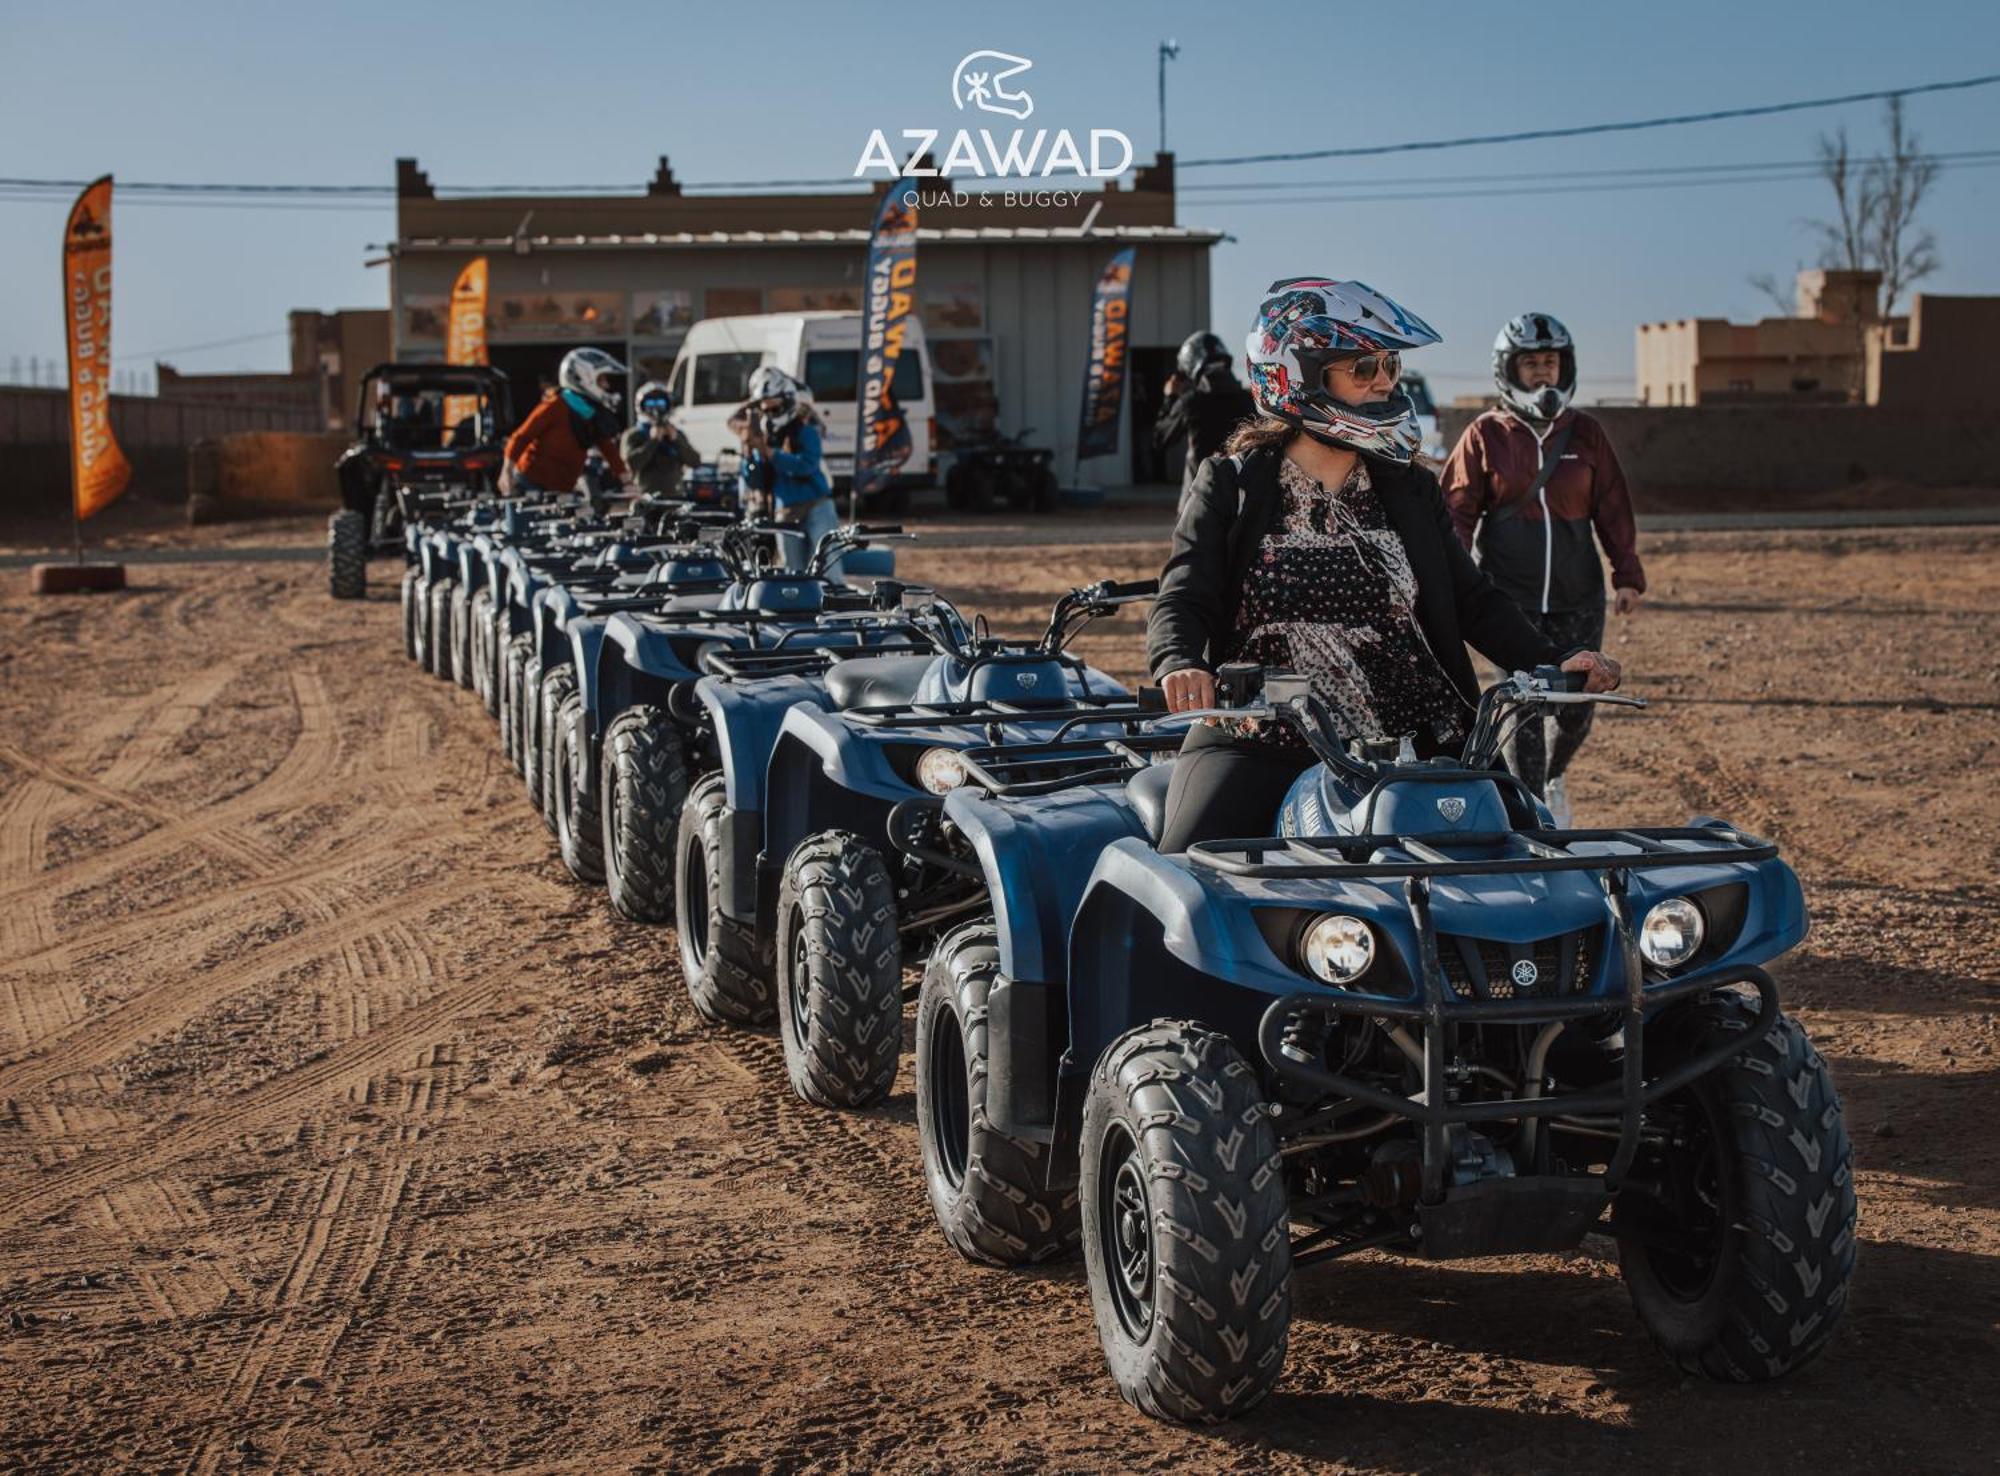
[559,346,628,414]
[747,365,807,427]
[1176,330,1232,380]
[1492,312,1577,422]
[634,380,674,424]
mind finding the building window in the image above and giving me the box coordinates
[1728,378,1754,393]
[703,288,762,319]
[770,286,863,312]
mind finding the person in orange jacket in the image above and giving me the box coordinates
[501,347,629,498]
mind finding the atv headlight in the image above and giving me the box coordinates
[1301,914,1374,985]
[915,747,968,796]
[1639,897,1705,969]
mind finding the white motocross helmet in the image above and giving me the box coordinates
[559,347,628,414]
[1492,313,1577,423]
[747,365,807,428]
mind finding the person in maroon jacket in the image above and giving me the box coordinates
[1440,312,1645,824]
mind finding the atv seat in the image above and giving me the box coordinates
[1126,761,1175,846]
[825,655,934,710]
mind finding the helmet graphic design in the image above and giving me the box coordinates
[559,346,628,414]
[1243,278,1441,461]
[1492,312,1577,423]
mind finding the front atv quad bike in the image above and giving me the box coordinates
[776,830,905,1107]
[950,664,1850,1421]
[603,705,690,927]
[554,689,606,883]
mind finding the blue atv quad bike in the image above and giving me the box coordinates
[909,663,1854,1423]
[737,580,1159,1108]
[542,524,913,908]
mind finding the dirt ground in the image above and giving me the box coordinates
[0,520,1996,1474]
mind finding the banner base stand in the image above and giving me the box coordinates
[31,562,127,595]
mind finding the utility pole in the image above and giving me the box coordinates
[1158,39,1180,155]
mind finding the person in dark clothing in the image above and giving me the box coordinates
[1153,330,1258,495]
[620,380,701,497]
[1148,279,1622,853]
[1440,312,1646,823]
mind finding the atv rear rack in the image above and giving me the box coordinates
[845,695,1161,731]
[952,732,1183,797]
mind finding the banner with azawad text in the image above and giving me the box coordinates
[1076,247,1135,461]
[855,188,918,497]
[64,176,132,521]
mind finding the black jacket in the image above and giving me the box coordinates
[1153,371,1257,489]
[1146,447,1566,709]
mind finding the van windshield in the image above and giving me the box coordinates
[803,349,926,405]
[691,351,764,406]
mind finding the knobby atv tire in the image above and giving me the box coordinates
[424,579,454,679]
[536,664,576,831]
[1081,1021,1291,1423]
[1616,995,1857,1382]
[501,636,533,770]
[674,773,773,1024]
[519,656,545,794]
[328,510,366,600]
[775,832,903,1108]
[469,587,497,714]
[449,584,475,690]
[399,570,422,661]
[600,706,688,926]
[916,923,1078,1265]
[553,693,606,884]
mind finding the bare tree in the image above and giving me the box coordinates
[1866,96,1940,314]
[1810,126,1874,275]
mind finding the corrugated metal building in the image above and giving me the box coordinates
[387,156,1222,484]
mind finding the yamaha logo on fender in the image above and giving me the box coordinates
[1016,671,1039,690]
[1436,796,1467,823]
[1511,959,1540,989]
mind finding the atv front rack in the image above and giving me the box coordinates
[1190,823,1776,880]
[701,635,932,681]
[1248,834,1784,1215]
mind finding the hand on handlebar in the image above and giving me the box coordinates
[1560,649,1623,693]
[1162,667,1216,714]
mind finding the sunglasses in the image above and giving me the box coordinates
[1324,352,1402,387]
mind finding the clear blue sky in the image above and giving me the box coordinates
[4,0,1996,398]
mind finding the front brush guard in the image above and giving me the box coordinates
[1256,865,1781,1209]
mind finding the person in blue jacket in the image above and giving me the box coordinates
[737,367,837,574]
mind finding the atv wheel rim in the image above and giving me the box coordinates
[929,1006,971,1191]
[788,906,812,1044]
[1099,1124,1155,1340]
[680,827,709,969]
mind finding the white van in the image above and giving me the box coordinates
[666,311,935,502]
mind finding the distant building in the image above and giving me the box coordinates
[290,309,392,429]
[385,154,1222,483]
[1866,294,1999,412]
[1635,269,1888,406]
[154,363,320,416]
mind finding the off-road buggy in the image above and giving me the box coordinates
[330,363,512,600]
[906,663,1854,1422]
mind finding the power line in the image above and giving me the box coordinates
[1177,71,2000,168]
[1178,147,2000,195]
[115,328,290,364]
[0,68,1991,203]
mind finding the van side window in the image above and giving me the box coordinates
[801,349,926,404]
[670,355,691,408]
[691,351,764,406]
